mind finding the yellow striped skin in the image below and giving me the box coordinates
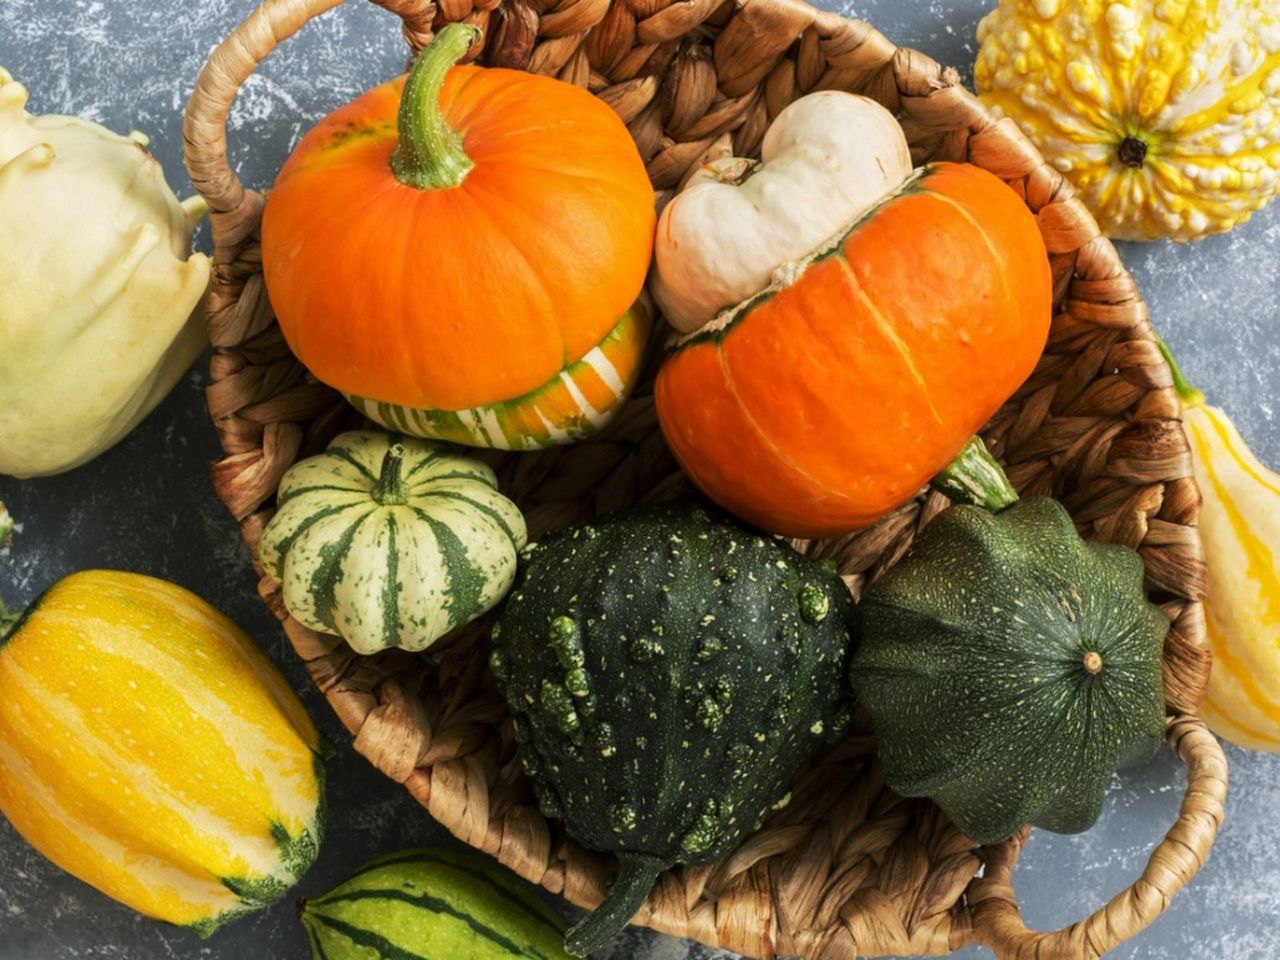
[348,301,651,450]
[0,571,325,933]
[976,0,1280,241]
[1183,397,1280,751]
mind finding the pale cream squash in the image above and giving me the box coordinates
[1162,345,1280,751]
[976,0,1280,242]
[0,68,210,478]
[650,91,913,333]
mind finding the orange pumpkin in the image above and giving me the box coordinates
[654,163,1053,538]
[261,25,655,449]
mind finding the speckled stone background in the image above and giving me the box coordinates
[1,0,1277,957]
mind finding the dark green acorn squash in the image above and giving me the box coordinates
[490,500,854,956]
[851,494,1168,846]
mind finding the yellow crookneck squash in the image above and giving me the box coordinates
[1162,344,1280,751]
[0,571,326,933]
[976,0,1280,242]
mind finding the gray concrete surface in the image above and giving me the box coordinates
[1,0,1277,957]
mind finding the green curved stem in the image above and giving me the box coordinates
[390,23,479,190]
[564,854,667,957]
[372,444,409,506]
[931,436,1020,513]
[1157,339,1206,409]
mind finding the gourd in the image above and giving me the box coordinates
[976,0,1280,242]
[0,67,211,478]
[851,442,1168,844]
[1162,343,1280,751]
[651,91,913,333]
[0,571,326,934]
[491,500,854,955]
[298,848,573,960]
[0,501,11,548]
[261,25,655,450]
[259,430,527,655]
[654,158,1053,538]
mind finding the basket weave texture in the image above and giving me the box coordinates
[185,0,1229,957]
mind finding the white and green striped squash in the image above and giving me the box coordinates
[299,848,573,960]
[259,431,527,655]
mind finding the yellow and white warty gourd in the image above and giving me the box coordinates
[1162,345,1280,751]
[976,0,1280,242]
[0,572,326,934]
[651,91,913,332]
[260,431,528,655]
[0,68,210,478]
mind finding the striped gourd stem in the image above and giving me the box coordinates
[372,444,410,506]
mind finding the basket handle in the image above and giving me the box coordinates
[969,715,1227,960]
[183,0,434,226]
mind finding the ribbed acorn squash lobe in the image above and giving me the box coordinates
[852,497,1168,845]
[491,501,854,950]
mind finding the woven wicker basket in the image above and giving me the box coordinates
[185,0,1229,956]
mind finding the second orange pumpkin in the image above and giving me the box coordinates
[655,163,1053,538]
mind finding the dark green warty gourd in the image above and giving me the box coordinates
[851,495,1168,846]
[490,500,854,956]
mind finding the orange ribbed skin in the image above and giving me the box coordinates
[262,65,655,412]
[656,163,1053,538]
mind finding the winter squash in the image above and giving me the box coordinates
[347,303,651,450]
[0,571,325,934]
[851,445,1168,844]
[261,25,655,449]
[1163,344,1280,751]
[493,499,854,955]
[299,848,573,960]
[976,0,1280,242]
[654,162,1053,538]
[259,430,527,654]
[0,66,210,478]
[651,92,913,333]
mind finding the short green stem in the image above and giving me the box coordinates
[390,23,479,190]
[372,444,410,506]
[931,436,1020,513]
[1156,339,1206,409]
[0,600,19,644]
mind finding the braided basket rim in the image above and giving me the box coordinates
[184,1,1227,957]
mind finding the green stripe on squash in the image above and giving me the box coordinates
[315,850,563,936]
[298,848,573,960]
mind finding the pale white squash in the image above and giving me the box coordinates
[651,91,913,333]
[259,431,528,655]
[0,67,211,478]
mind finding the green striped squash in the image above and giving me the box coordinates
[299,848,572,960]
[259,431,527,655]
[346,303,650,451]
